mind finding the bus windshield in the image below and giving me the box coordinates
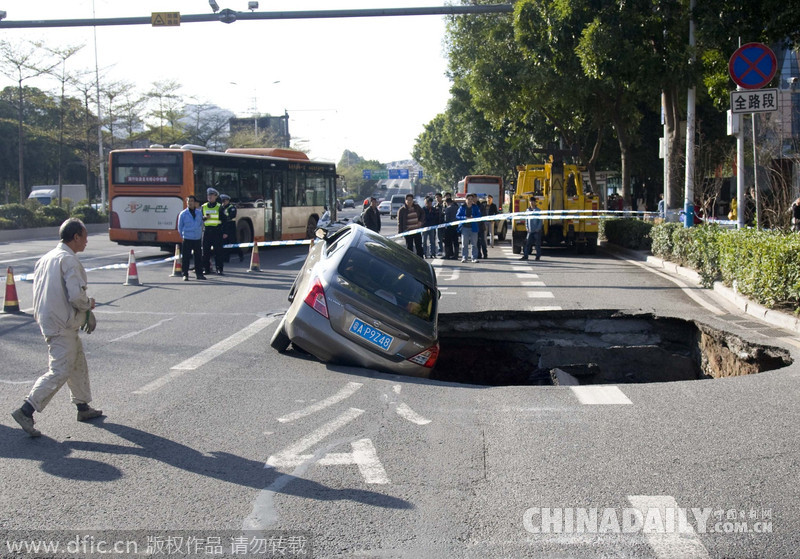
[113,152,183,185]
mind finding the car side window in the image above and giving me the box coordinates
[325,229,352,258]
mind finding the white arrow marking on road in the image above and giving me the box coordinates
[267,407,364,467]
[396,402,432,425]
[571,385,632,405]
[133,315,277,394]
[277,381,363,423]
[627,495,710,558]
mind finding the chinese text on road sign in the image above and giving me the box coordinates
[730,88,778,114]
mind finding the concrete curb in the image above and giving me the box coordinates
[0,223,108,243]
[612,244,800,336]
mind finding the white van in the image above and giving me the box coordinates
[28,185,87,205]
[389,194,407,220]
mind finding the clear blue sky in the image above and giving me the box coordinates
[0,0,454,163]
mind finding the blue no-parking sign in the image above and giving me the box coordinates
[729,43,777,90]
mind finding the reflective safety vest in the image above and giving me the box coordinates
[202,202,221,227]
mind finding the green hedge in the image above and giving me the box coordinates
[647,222,800,312]
[0,202,107,228]
[600,218,654,250]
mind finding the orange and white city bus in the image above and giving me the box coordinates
[108,145,337,252]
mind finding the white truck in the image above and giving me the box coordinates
[28,184,88,205]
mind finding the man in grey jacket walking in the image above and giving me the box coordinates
[11,218,102,437]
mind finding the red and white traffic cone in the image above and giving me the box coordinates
[2,266,21,313]
[170,244,182,277]
[123,249,141,286]
[248,241,261,272]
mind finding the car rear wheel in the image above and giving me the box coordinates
[270,317,291,352]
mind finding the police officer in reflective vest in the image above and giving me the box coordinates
[202,187,224,275]
[220,193,243,262]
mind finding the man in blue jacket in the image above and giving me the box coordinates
[456,193,481,263]
[178,195,206,281]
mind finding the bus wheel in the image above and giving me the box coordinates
[305,215,319,238]
[270,317,291,352]
[237,221,253,248]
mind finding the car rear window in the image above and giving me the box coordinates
[338,247,436,322]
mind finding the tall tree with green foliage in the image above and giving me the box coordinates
[0,40,58,201]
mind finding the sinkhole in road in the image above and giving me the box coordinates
[431,310,793,386]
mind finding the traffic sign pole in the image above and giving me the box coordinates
[728,42,777,230]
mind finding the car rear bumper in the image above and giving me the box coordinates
[284,305,432,379]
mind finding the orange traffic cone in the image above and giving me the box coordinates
[123,249,141,286]
[248,241,261,272]
[2,266,21,314]
[170,244,182,277]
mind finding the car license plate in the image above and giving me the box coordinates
[137,232,157,242]
[349,318,393,351]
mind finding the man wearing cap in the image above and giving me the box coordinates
[220,194,243,263]
[202,187,225,275]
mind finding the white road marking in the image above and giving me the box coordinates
[515,273,536,279]
[396,402,432,425]
[571,385,632,405]
[279,255,307,267]
[512,266,531,272]
[110,317,175,343]
[277,381,363,423]
[349,438,390,484]
[268,407,365,467]
[442,268,460,281]
[393,384,402,394]
[521,281,546,287]
[527,291,555,298]
[133,315,277,394]
[531,306,562,311]
[243,436,388,530]
[627,495,711,558]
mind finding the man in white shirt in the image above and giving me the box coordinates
[11,218,102,437]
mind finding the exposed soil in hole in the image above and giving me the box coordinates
[431,310,792,386]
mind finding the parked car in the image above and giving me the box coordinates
[377,200,391,215]
[389,194,407,219]
[343,198,355,208]
[271,223,440,377]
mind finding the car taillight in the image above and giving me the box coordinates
[407,342,439,368]
[303,278,329,319]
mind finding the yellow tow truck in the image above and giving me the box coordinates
[511,157,599,254]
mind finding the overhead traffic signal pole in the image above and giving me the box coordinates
[0,5,515,29]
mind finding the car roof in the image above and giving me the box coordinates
[335,225,435,285]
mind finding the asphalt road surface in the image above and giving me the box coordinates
[1,214,798,558]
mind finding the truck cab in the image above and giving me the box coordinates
[512,161,598,254]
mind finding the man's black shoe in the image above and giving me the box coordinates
[520,256,529,260]
[196,275,207,280]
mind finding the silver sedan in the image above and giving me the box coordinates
[271,224,440,377]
